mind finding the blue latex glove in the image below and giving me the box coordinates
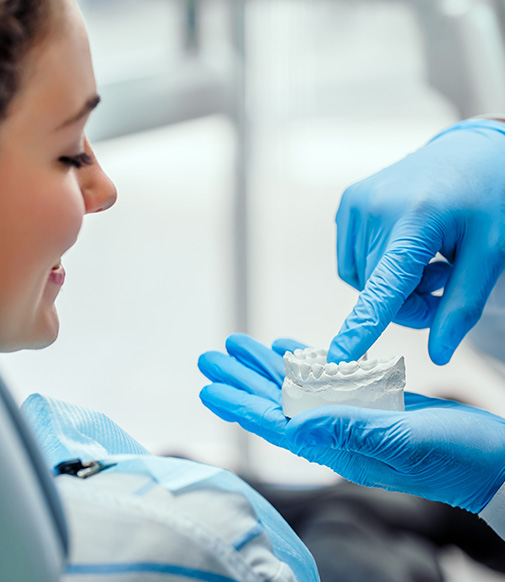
[331,118,505,366]
[199,333,505,513]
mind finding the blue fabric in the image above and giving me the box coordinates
[22,394,150,468]
[21,394,319,582]
[65,562,238,581]
[232,522,265,551]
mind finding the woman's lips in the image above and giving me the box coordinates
[48,265,66,286]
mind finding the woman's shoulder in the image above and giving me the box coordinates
[57,465,298,582]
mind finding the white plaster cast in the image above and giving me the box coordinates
[282,347,405,418]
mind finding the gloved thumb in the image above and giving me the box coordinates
[428,239,505,365]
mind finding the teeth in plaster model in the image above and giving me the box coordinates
[359,358,378,371]
[312,363,324,379]
[300,363,312,381]
[326,363,339,376]
[282,347,405,418]
[339,361,359,375]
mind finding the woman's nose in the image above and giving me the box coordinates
[80,139,118,214]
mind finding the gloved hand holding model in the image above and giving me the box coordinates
[330,118,505,365]
[199,119,505,543]
[198,334,505,517]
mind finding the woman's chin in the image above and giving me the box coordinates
[22,306,60,350]
[33,308,60,348]
[0,303,60,352]
[6,331,58,352]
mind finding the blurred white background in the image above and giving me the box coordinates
[2,0,505,501]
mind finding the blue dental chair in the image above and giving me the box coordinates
[0,375,68,581]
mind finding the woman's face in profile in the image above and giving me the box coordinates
[0,0,117,352]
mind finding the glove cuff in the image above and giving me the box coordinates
[479,480,505,541]
[428,117,505,145]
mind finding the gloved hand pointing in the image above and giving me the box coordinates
[331,118,505,365]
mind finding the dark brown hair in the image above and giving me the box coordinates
[0,0,52,120]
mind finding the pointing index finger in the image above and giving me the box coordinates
[329,242,438,362]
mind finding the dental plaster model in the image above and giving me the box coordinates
[282,348,405,418]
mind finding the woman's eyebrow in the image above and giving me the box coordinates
[56,94,101,129]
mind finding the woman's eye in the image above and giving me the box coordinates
[59,152,93,169]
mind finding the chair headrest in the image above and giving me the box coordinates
[0,375,68,581]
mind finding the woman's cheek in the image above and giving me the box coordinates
[34,179,86,253]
